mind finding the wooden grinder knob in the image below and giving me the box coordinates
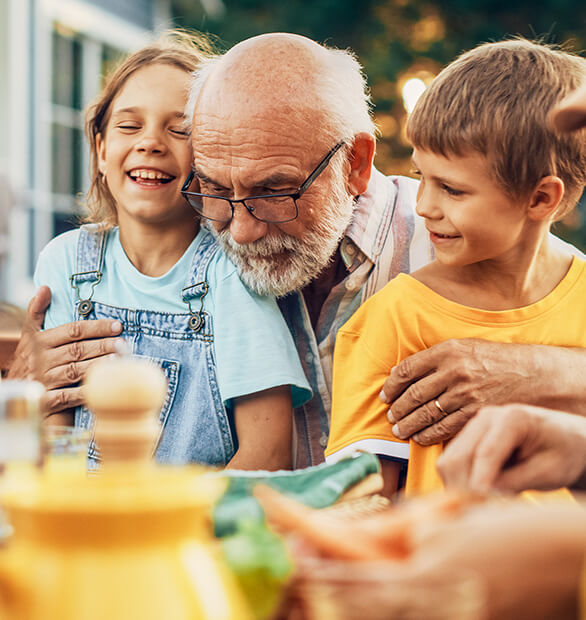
[84,357,167,466]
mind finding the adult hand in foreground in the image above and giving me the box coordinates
[437,404,586,493]
[380,338,586,445]
[267,490,586,620]
[7,286,124,415]
[407,501,586,620]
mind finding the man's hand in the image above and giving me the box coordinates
[410,501,586,620]
[437,404,586,493]
[379,338,586,445]
[6,286,53,380]
[7,286,124,414]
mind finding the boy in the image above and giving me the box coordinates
[325,39,586,498]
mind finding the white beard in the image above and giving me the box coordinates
[204,182,355,297]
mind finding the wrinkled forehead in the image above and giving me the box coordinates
[190,39,340,185]
[193,36,332,141]
[192,88,335,185]
[194,95,326,145]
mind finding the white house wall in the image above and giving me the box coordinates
[3,0,170,307]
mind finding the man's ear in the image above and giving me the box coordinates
[347,132,376,196]
[96,133,107,176]
[527,175,565,221]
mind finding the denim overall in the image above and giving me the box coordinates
[71,224,235,467]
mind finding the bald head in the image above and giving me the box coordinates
[209,34,330,109]
[186,33,375,143]
[184,33,376,297]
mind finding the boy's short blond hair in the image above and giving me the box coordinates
[407,39,586,220]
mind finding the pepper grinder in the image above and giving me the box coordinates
[83,356,167,466]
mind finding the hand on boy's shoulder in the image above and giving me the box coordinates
[380,338,571,446]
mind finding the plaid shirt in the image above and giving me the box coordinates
[278,168,434,468]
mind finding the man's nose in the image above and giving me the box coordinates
[228,204,268,244]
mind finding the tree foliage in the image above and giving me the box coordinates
[171,0,586,248]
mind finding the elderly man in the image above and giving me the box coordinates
[10,33,586,469]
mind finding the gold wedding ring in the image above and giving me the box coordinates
[434,399,447,416]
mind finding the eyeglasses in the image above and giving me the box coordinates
[181,140,346,224]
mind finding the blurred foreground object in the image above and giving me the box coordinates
[257,487,487,619]
[0,380,44,467]
[214,452,382,537]
[84,355,167,465]
[0,379,44,541]
[41,425,91,477]
[0,304,25,376]
[257,488,586,620]
[551,81,586,132]
[0,356,252,620]
[216,452,383,619]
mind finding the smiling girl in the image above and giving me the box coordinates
[34,31,311,470]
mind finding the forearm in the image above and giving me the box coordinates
[518,345,586,416]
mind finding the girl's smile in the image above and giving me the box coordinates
[97,63,194,229]
[127,168,175,186]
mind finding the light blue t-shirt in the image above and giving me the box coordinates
[34,227,312,407]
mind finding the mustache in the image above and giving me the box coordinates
[219,231,301,258]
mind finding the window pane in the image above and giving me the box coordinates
[51,124,83,196]
[101,44,125,86]
[84,0,154,31]
[51,30,83,110]
[53,211,79,238]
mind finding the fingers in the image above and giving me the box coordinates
[386,373,444,423]
[435,416,488,489]
[380,347,440,405]
[42,386,86,415]
[410,407,473,446]
[436,408,504,490]
[437,406,532,492]
[390,391,472,441]
[381,339,487,423]
[21,286,52,334]
[39,319,123,349]
[29,286,52,317]
[42,357,99,391]
[467,410,532,491]
[39,337,122,389]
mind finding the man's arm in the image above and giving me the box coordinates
[8,286,124,415]
[380,339,586,445]
[436,404,586,493]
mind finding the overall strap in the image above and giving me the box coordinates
[181,230,220,332]
[70,224,108,317]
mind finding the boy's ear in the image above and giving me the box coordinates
[527,176,565,221]
[346,132,376,196]
[96,133,107,176]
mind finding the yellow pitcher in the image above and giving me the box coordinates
[0,357,253,620]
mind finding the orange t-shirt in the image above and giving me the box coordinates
[327,257,586,496]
